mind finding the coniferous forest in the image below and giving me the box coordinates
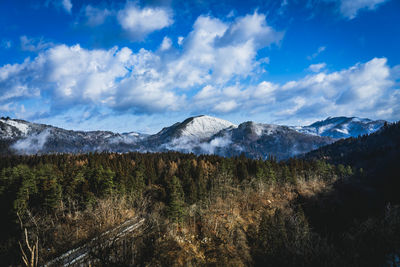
[1,122,400,266]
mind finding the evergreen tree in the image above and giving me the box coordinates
[35,164,62,212]
[167,176,186,223]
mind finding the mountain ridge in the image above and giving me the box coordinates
[0,115,386,159]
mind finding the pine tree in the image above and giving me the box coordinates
[167,176,186,223]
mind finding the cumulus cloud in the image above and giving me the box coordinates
[80,2,173,41]
[117,3,173,40]
[213,100,237,113]
[191,57,398,122]
[160,36,172,50]
[308,62,327,72]
[0,44,184,114]
[1,11,283,120]
[215,12,283,48]
[164,12,283,87]
[4,9,397,125]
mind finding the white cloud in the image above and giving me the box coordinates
[164,12,283,87]
[277,57,395,120]
[177,36,184,46]
[5,11,398,124]
[215,12,284,49]
[191,57,398,122]
[213,100,237,113]
[253,81,277,98]
[338,0,388,19]
[1,9,283,116]
[62,0,72,14]
[308,62,327,72]
[0,44,184,114]
[321,0,389,19]
[117,3,173,40]
[160,36,172,51]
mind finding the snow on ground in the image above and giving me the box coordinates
[291,117,384,138]
[316,124,334,135]
[180,115,237,139]
[335,128,349,135]
[262,124,279,135]
[0,119,30,135]
[126,132,140,137]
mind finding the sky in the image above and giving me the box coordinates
[0,0,399,133]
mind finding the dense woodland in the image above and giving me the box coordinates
[1,122,400,266]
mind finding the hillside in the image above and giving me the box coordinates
[0,115,385,159]
[1,120,400,266]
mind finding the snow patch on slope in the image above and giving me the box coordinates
[0,119,30,135]
[180,115,236,139]
[291,117,385,138]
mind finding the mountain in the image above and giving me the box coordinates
[304,122,399,170]
[292,116,386,138]
[145,115,236,145]
[0,117,146,154]
[0,115,386,159]
[199,121,334,159]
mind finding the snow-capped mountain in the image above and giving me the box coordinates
[0,117,33,138]
[0,115,386,159]
[173,115,236,139]
[144,115,237,152]
[292,117,386,139]
[202,121,334,159]
[150,115,236,143]
[0,117,146,154]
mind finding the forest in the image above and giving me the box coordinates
[1,122,400,266]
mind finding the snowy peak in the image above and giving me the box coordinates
[0,115,387,159]
[179,115,236,139]
[293,116,386,138]
[0,117,31,138]
[155,115,236,142]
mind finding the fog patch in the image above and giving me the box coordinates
[108,135,139,145]
[199,135,232,154]
[12,129,51,154]
[161,134,233,155]
[162,136,199,153]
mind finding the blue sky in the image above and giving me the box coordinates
[0,0,399,133]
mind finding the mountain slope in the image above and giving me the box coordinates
[0,117,146,154]
[305,122,399,169]
[0,115,386,159]
[292,116,386,138]
[205,121,334,159]
[146,115,236,146]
